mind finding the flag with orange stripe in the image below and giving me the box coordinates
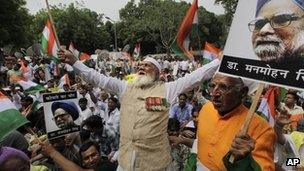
[257,86,277,126]
[171,0,198,60]
[42,19,59,59]
[10,75,45,94]
[59,74,71,89]
[203,42,221,62]
[69,42,90,61]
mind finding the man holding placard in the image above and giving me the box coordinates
[174,74,276,170]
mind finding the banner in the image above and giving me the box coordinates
[219,0,304,90]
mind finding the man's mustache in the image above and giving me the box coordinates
[254,35,283,46]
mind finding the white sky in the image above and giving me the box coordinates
[25,0,225,21]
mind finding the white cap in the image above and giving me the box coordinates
[24,56,32,63]
[143,56,162,73]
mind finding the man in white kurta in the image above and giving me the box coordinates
[59,50,219,171]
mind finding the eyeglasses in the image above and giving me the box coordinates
[248,14,304,32]
[207,82,243,94]
[53,113,69,120]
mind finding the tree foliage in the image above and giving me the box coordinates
[215,0,238,26]
[0,0,33,49]
[31,3,111,53]
[119,0,225,55]
[1,0,227,55]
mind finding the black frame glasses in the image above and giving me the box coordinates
[248,13,304,32]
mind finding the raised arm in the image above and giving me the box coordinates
[41,141,92,171]
[165,59,219,104]
[274,109,292,145]
[58,49,127,99]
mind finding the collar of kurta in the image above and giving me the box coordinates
[215,104,247,119]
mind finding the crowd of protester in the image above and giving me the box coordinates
[0,47,303,171]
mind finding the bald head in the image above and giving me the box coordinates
[209,74,248,115]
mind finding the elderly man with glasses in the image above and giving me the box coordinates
[172,74,276,170]
[249,0,304,63]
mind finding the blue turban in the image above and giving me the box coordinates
[256,0,304,16]
[51,101,79,120]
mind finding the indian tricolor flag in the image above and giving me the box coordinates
[203,42,221,63]
[42,19,59,60]
[59,74,71,88]
[257,86,277,126]
[133,43,141,58]
[69,42,90,61]
[10,76,45,94]
[0,92,29,141]
[171,0,198,60]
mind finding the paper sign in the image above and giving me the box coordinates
[43,91,80,139]
[219,0,304,90]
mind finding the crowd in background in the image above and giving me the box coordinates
[0,47,303,171]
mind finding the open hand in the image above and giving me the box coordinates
[57,48,77,65]
[275,108,291,127]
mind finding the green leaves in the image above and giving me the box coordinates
[31,3,111,53]
[0,0,32,49]
[119,0,226,55]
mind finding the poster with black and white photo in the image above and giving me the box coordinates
[43,91,80,139]
[219,0,304,90]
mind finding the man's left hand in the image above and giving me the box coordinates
[230,134,255,160]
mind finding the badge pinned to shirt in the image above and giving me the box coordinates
[145,97,168,112]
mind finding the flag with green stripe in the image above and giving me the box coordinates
[171,0,199,60]
[0,92,29,141]
[41,19,59,61]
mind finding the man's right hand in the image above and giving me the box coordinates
[230,134,255,161]
[40,140,57,157]
[57,48,78,65]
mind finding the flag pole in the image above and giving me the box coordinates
[45,0,61,48]
[229,83,265,163]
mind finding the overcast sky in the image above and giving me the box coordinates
[25,0,225,21]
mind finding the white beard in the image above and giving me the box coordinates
[291,30,304,54]
[253,35,286,61]
[133,74,155,88]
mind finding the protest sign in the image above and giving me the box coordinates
[219,0,304,90]
[43,91,80,139]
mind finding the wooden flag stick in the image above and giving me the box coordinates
[45,0,61,48]
[229,82,265,163]
[239,83,265,135]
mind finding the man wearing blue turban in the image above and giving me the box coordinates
[51,101,79,129]
[249,0,304,63]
